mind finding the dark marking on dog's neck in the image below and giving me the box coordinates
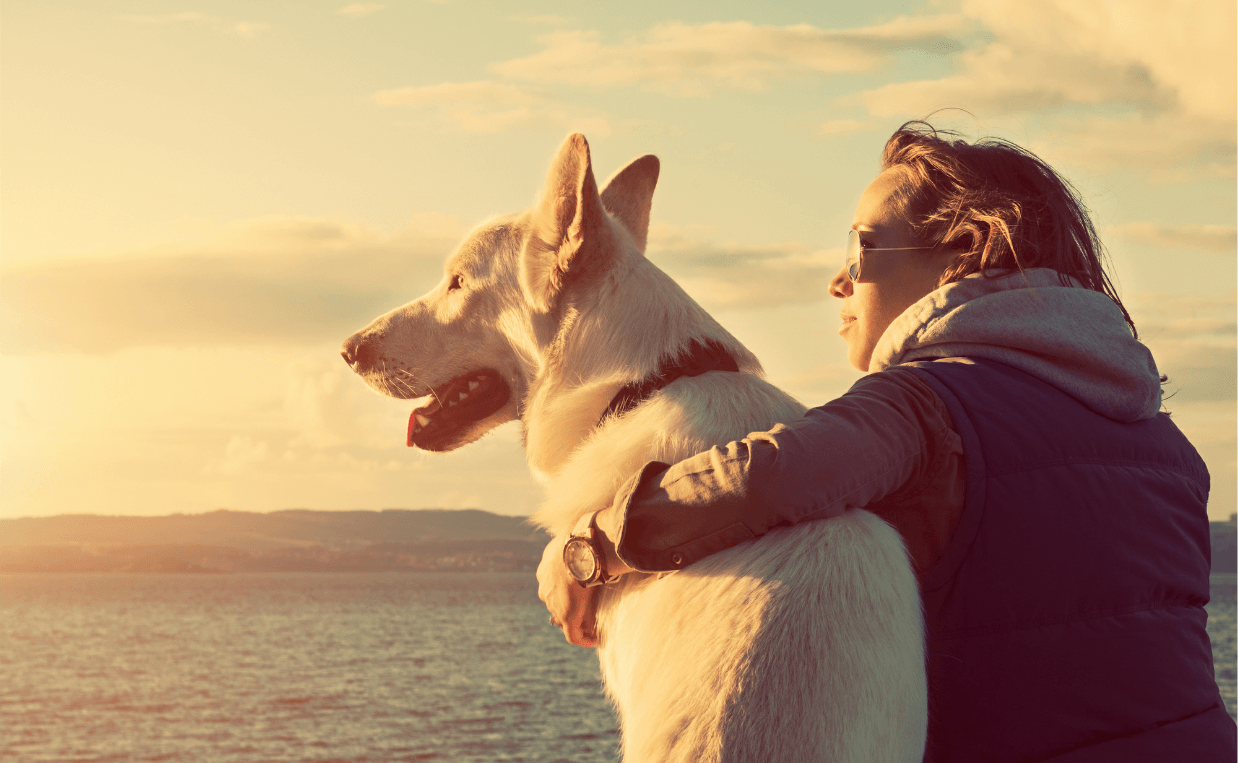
[599,340,741,425]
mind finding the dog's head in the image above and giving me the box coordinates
[341,133,661,454]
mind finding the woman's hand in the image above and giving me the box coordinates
[537,535,600,648]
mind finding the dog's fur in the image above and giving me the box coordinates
[343,134,927,762]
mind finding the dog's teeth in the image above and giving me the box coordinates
[448,399,456,407]
[468,381,480,391]
[478,375,486,381]
[458,392,468,401]
[415,414,430,427]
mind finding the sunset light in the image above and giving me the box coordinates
[3,2,1235,760]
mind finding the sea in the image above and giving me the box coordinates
[2,572,1235,763]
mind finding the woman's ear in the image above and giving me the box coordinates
[521,133,610,313]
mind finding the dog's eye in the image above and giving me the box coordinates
[448,274,464,291]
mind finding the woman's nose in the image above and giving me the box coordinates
[828,266,852,299]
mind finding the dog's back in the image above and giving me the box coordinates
[557,372,927,762]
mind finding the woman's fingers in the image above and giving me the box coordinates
[561,585,600,647]
[536,535,601,648]
[536,536,563,606]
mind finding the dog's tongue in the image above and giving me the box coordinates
[406,370,511,451]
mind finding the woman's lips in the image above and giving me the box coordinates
[839,314,857,334]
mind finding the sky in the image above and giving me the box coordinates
[1,0,1235,521]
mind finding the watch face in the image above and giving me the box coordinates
[564,538,598,582]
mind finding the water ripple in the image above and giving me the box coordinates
[2,573,621,763]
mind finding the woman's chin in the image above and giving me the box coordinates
[845,344,867,373]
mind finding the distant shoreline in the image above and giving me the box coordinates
[0,509,551,575]
[0,542,544,575]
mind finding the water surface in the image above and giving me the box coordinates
[2,573,618,763]
[3,572,1234,762]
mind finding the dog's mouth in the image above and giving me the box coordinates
[407,370,511,451]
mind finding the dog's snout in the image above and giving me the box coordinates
[341,333,379,373]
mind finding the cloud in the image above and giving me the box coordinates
[204,435,271,475]
[1155,344,1237,403]
[648,225,837,309]
[124,11,269,37]
[338,3,385,16]
[861,0,1233,119]
[1111,223,1237,253]
[1142,317,1237,340]
[1031,112,1236,182]
[855,0,1236,178]
[282,355,404,451]
[232,22,268,38]
[491,18,967,96]
[508,14,572,26]
[0,218,460,354]
[1129,292,1237,402]
[373,80,610,135]
[0,218,840,353]
[473,3,1226,174]
[384,3,1231,172]
[1129,292,1236,335]
[819,118,873,137]
[375,81,540,107]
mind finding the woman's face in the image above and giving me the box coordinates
[831,168,955,372]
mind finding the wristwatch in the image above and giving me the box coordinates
[563,511,613,587]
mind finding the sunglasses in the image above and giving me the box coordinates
[846,230,937,282]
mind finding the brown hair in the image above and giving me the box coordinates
[880,120,1138,337]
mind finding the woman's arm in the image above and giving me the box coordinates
[542,367,958,645]
[595,367,958,574]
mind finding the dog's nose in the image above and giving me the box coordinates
[341,333,378,373]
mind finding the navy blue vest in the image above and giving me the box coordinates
[906,358,1235,762]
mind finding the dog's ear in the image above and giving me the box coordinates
[599,155,659,253]
[521,133,609,313]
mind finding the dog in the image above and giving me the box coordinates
[342,134,926,762]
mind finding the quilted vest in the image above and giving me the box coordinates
[906,358,1235,762]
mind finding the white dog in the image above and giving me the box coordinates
[342,134,926,762]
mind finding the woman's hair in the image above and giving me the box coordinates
[880,120,1138,337]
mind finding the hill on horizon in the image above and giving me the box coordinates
[0,508,551,574]
[1,508,542,549]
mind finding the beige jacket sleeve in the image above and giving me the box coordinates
[595,368,957,573]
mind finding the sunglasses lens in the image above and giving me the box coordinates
[846,230,861,282]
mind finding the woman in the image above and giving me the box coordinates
[538,122,1236,760]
